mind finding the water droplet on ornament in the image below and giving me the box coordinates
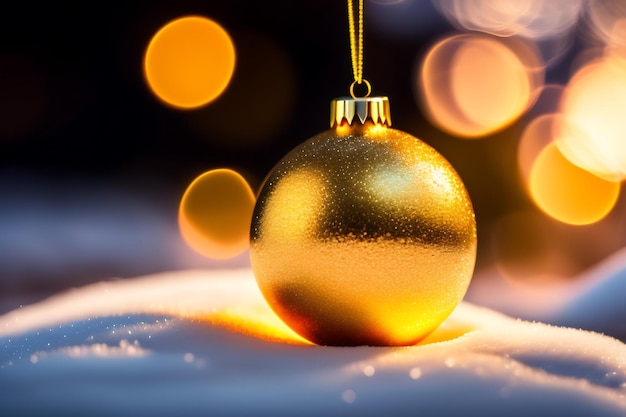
[179,169,255,259]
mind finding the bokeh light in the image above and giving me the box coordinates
[185,32,296,149]
[179,169,255,259]
[434,0,584,40]
[529,143,620,226]
[418,34,544,138]
[556,56,626,182]
[144,16,235,109]
[518,112,564,183]
[584,0,626,47]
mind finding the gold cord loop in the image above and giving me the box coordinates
[349,79,371,98]
[347,0,365,90]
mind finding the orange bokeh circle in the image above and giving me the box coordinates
[144,16,235,109]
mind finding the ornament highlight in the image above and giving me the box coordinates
[250,97,477,346]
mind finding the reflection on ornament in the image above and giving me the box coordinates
[250,97,477,346]
[179,169,255,259]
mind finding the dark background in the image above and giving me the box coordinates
[0,1,452,188]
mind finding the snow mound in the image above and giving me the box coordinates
[1,269,625,416]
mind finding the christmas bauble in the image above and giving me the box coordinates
[250,97,477,346]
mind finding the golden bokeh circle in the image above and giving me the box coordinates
[179,169,255,259]
[557,57,626,182]
[419,34,543,138]
[529,143,620,225]
[144,16,235,109]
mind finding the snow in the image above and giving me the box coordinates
[1,268,626,416]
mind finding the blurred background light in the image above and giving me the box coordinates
[583,0,626,47]
[418,34,544,138]
[433,0,583,68]
[434,0,584,40]
[517,112,564,183]
[144,15,235,109]
[179,169,255,260]
[529,143,620,225]
[556,55,626,182]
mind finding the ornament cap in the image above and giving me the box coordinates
[330,96,391,128]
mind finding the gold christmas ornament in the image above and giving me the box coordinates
[250,96,477,346]
[250,0,476,346]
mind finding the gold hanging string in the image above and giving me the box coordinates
[347,0,371,98]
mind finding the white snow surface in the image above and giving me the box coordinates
[1,268,626,416]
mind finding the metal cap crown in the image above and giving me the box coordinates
[330,96,392,128]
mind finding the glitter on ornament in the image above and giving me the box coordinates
[250,96,477,346]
